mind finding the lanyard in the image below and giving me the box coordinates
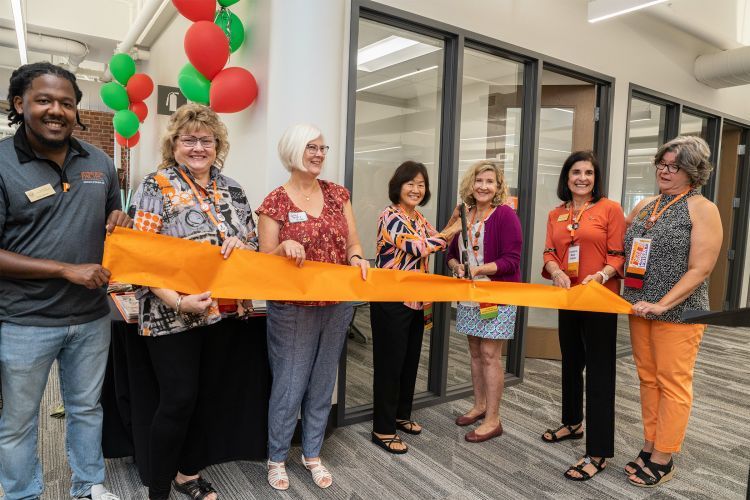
[566,200,591,239]
[177,168,227,239]
[468,206,492,264]
[644,188,691,230]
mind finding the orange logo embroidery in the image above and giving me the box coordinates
[81,171,106,185]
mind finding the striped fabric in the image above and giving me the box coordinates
[375,205,447,310]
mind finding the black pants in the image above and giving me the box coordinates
[370,302,425,434]
[558,309,617,458]
[145,320,236,499]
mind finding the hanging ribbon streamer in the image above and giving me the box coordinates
[103,228,633,314]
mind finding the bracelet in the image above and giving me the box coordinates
[175,295,183,314]
[551,269,565,279]
[349,254,363,263]
[597,270,609,284]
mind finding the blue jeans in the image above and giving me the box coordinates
[0,315,111,500]
[266,301,353,462]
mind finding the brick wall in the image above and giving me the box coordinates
[74,109,129,188]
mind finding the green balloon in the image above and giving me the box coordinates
[110,53,136,85]
[218,0,240,6]
[100,82,130,111]
[215,10,245,53]
[113,109,139,139]
[178,63,211,105]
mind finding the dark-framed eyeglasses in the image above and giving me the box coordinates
[179,135,217,149]
[655,160,680,173]
[305,144,330,155]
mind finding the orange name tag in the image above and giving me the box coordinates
[624,237,651,289]
[566,245,580,278]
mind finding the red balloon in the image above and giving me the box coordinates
[210,67,258,113]
[126,74,154,103]
[116,131,140,148]
[184,21,229,81]
[130,101,148,122]
[172,0,215,22]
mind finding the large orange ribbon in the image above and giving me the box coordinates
[103,227,633,314]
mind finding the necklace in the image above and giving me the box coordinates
[566,200,591,235]
[644,188,691,230]
[293,181,319,201]
[468,206,490,259]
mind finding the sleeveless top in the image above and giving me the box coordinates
[623,189,709,323]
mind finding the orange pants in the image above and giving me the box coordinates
[629,316,705,453]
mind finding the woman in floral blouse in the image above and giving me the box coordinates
[257,123,368,491]
[129,103,257,500]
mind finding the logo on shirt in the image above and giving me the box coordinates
[81,171,106,185]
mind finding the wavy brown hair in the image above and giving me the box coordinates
[159,103,229,169]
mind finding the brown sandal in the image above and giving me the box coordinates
[173,477,217,500]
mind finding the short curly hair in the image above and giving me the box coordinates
[458,160,508,207]
[7,62,86,130]
[159,103,229,169]
[654,135,713,187]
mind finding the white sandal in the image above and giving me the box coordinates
[301,454,332,489]
[267,460,289,490]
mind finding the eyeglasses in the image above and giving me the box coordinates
[655,160,680,173]
[179,135,217,149]
[305,144,330,155]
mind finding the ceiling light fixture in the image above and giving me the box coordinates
[588,0,668,23]
[10,0,28,64]
[357,35,440,73]
[356,65,438,92]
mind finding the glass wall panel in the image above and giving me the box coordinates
[623,98,667,214]
[525,70,597,358]
[679,112,709,139]
[446,47,524,388]
[346,18,445,409]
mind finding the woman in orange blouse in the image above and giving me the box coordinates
[541,151,625,481]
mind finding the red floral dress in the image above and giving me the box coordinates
[257,179,350,306]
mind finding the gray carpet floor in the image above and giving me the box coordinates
[21,321,750,499]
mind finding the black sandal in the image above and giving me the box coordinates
[396,419,422,435]
[541,423,583,443]
[563,455,607,481]
[173,477,217,499]
[628,458,675,488]
[624,449,652,476]
[371,432,408,454]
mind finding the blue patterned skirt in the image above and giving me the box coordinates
[456,304,516,340]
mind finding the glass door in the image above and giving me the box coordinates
[345,17,446,413]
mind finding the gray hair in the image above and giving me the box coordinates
[654,135,713,187]
[277,123,324,173]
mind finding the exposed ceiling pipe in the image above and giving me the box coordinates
[695,46,750,88]
[101,0,166,82]
[0,27,88,71]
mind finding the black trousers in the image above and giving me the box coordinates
[370,302,425,434]
[558,309,617,458]
[145,320,236,499]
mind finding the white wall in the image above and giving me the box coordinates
[133,0,350,209]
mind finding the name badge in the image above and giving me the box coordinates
[25,183,56,202]
[624,237,652,289]
[566,245,580,278]
[289,211,308,223]
[557,213,569,222]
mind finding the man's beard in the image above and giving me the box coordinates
[27,123,69,150]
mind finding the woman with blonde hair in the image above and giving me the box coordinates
[129,103,258,500]
[257,123,369,490]
[446,160,522,443]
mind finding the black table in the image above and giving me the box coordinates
[101,310,271,485]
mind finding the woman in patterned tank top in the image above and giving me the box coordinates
[623,136,722,488]
[370,161,462,454]
[257,124,369,491]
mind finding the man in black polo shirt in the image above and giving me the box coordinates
[0,63,130,500]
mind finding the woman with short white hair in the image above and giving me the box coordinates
[257,123,369,491]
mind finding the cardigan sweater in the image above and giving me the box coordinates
[447,204,522,283]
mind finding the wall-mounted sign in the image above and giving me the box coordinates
[157,85,187,115]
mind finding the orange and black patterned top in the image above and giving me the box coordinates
[128,164,258,336]
[542,197,626,294]
[256,179,350,307]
